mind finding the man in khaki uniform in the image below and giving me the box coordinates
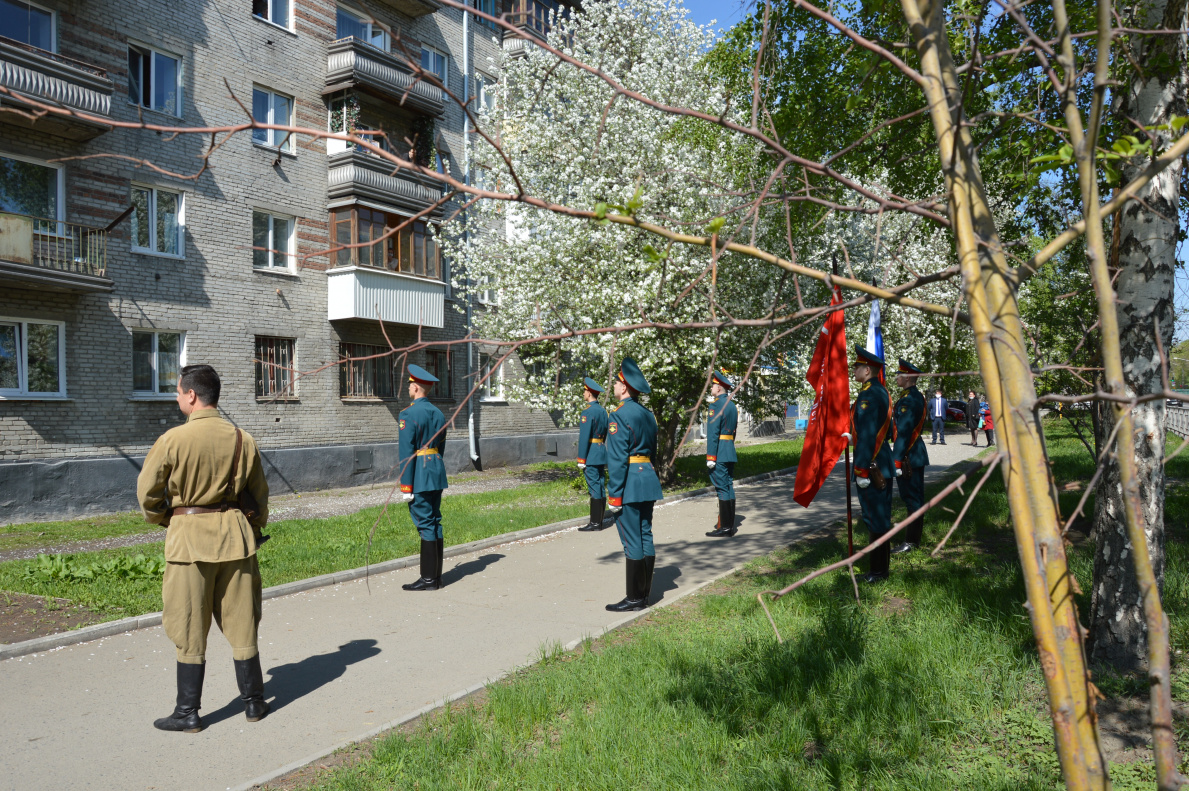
[137,364,271,733]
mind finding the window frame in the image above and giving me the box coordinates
[254,335,297,400]
[130,329,186,397]
[475,72,497,116]
[0,317,67,399]
[130,184,185,258]
[420,45,448,90]
[425,349,453,400]
[251,209,295,271]
[328,206,441,280]
[0,151,64,224]
[252,0,292,31]
[126,42,183,117]
[339,342,396,400]
[335,4,390,50]
[2,0,56,52]
[477,352,504,402]
[471,0,498,30]
[252,85,294,153]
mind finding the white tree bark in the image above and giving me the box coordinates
[1090,0,1187,671]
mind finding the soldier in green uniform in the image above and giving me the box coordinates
[398,364,449,591]
[891,359,929,555]
[851,346,894,583]
[704,370,739,537]
[605,357,664,612]
[137,364,271,733]
[577,376,610,532]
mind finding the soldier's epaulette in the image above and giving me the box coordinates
[609,404,620,412]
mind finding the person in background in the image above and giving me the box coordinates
[398,364,449,591]
[928,387,948,445]
[576,376,610,532]
[980,399,996,446]
[966,390,981,446]
[891,360,929,554]
[704,370,739,538]
[851,346,895,583]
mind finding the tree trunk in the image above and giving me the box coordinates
[1089,0,1187,671]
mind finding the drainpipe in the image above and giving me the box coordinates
[463,2,479,465]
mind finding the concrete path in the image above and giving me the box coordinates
[0,436,981,791]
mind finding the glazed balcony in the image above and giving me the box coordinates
[327,149,447,219]
[325,38,445,117]
[327,266,445,328]
[0,36,113,140]
[0,212,114,293]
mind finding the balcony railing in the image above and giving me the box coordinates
[0,36,113,139]
[327,149,447,219]
[325,37,445,117]
[0,212,113,292]
[505,0,563,39]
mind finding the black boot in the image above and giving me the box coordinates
[233,655,270,722]
[154,662,205,732]
[435,539,445,586]
[402,540,440,591]
[606,559,647,612]
[579,498,605,531]
[725,500,737,537]
[641,556,655,605]
[706,500,733,537]
[864,541,891,583]
[892,517,924,554]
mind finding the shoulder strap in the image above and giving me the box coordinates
[225,428,242,503]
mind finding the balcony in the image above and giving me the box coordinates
[504,0,571,56]
[0,36,113,141]
[327,266,445,328]
[325,38,445,117]
[0,212,114,293]
[375,0,441,17]
[328,149,447,219]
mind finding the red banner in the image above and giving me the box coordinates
[793,289,849,507]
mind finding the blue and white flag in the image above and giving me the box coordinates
[866,300,884,361]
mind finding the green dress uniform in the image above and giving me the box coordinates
[606,357,664,612]
[577,376,610,532]
[137,407,271,732]
[399,364,449,591]
[705,370,739,538]
[851,345,894,581]
[891,359,929,553]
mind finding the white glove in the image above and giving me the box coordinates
[856,477,871,489]
[706,460,716,469]
[577,462,586,470]
[895,468,903,477]
[401,492,414,503]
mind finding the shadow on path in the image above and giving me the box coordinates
[443,553,504,586]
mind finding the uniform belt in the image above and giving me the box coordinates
[415,448,439,456]
[629,455,651,463]
[589,438,604,444]
[719,434,735,440]
[171,503,240,516]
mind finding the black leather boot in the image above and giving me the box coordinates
[706,500,732,536]
[864,541,891,583]
[606,559,647,612]
[892,514,925,554]
[435,539,445,587]
[579,498,604,531]
[154,662,205,732]
[641,555,655,605]
[402,540,440,591]
[725,500,737,537]
[233,655,270,722]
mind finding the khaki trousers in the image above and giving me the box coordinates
[162,556,262,664]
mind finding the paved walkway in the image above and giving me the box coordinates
[0,437,980,791]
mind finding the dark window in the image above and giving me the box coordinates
[339,343,395,399]
[0,0,53,50]
[255,336,295,398]
[327,206,439,278]
[425,350,452,399]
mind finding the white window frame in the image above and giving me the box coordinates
[476,72,497,116]
[130,184,185,258]
[252,85,294,152]
[0,151,64,225]
[252,209,295,270]
[478,352,504,402]
[252,0,292,30]
[0,317,66,399]
[3,0,56,52]
[336,4,389,50]
[127,42,183,117]
[130,329,186,397]
[421,45,448,90]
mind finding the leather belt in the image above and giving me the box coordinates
[589,438,604,444]
[719,434,735,440]
[171,503,240,516]
[629,455,651,464]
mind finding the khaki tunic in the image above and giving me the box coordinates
[137,410,270,663]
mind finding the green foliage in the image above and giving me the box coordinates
[0,512,158,554]
[22,552,166,583]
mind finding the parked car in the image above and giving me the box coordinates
[947,404,966,422]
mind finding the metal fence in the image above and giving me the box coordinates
[1168,403,1189,438]
[0,212,108,278]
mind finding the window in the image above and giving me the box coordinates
[336,5,388,49]
[252,210,294,269]
[471,0,497,29]
[128,44,181,116]
[339,342,395,399]
[132,330,183,395]
[425,350,452,398]
[252,0,289,29]
[0,153,62,221]
[476,274,498,305]
[478,352,503,400]
[131,185,183,256]
[0,318,65,398]
[0,0,54,51]
[421,46,448,89]
[252,86,293,152]
[475,73,497,116]
[255,336,295,398]
[329,207,440,278]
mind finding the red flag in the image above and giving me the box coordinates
[793,289,849,507]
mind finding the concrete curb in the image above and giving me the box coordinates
[0,464,799,662]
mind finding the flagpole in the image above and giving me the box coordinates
[842,431,853,558]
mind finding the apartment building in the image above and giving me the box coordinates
[0,0,579,521]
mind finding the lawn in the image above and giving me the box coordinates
[0,512,158,554]
[285,421,1188,791]
[0,438,804,625]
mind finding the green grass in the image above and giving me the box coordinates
[294,421,1188,790]
[0,511,156,554]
